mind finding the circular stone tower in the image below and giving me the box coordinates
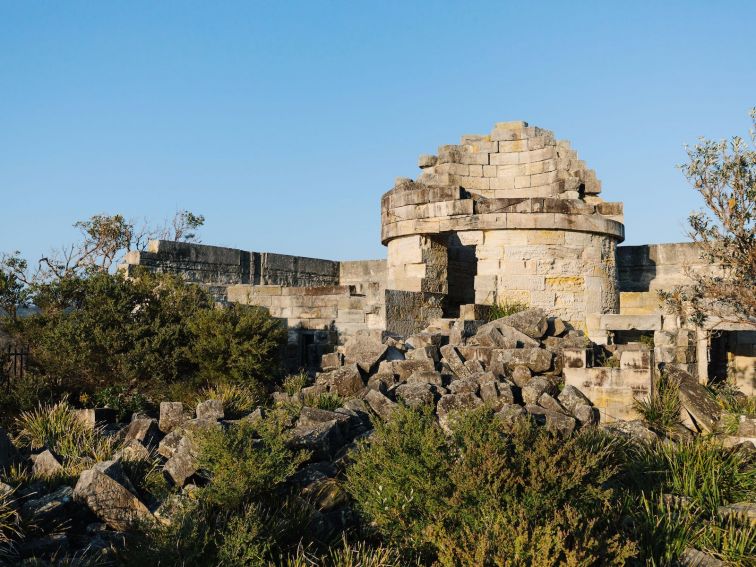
[380,120,625,335]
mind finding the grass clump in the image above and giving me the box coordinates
[306,392,343,411]
[487,299,528,321]
[283,372,310,396]
[633,371,682,433]
[0,489,22,559]
[198,382,262,418]
[14,399,116,471]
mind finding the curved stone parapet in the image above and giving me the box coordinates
[381,121,626,330]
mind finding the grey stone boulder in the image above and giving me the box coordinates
[480,380,515,410]
[320,352,343,371]
[74,467,154,531]
[392,359,437,381]
[124,417,162,448]
[159,402,186,433]
[437,393,483,431]
[558,385,598,425]
[164,435,200,487]
[21,485,74,528]
[115,439,151,462]
[31,450,64,477]
[717,502,756,525]
[196,399,224,421]
[395,383,436,408]
[318,364,365,397]
[601,420,659,444]
[679,548,724,566]
[158,429,184,459]
[406,370,444,386]
[547,316,567,337]
[298,407,353,436]
[526,405,577,436]
[449,379,479,395]
[406,345,440,362]
[405,332,445,350]
[440,345,473,379]
[491,348,553,374]
[538,393,568,415]
[474,321,538,348]
[498,308,549,339]
[288,420,345,461]
[364,389,398,421]
[521,376,558,405]
[496,403,528,426]
[510,365,532,388]
[672,368,720,433]
[344,336,388,374]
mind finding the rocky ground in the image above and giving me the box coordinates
[0,308,753,565]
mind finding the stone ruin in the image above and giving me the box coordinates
[123,120,756,421]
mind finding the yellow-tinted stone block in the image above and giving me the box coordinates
[545,276,584,291]
[527,230,565,245]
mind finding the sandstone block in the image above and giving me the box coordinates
[75,468,154,531]
[196,399,224,421]
[365,389,397,421]
[159,402,185,434]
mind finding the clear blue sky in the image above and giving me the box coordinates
[2,1,754,263]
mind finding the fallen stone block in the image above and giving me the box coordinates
[364,389,398,421]
[601,420,659,444]
[319,364,365,397]
[75,467,154,531]
[395,383,436,408]
[538,393,568,415]
[437,392,483,431]
[288,420,345,461]
[547,316,567,337]
[673,368,720,433]
[496,308,549,339]
[116,439,151,462]
[440,344,473,379]
[449,379,479,395]
[164,435,199,487]
[679,548,724,566]
[406,370,444,386]
[125,417,162,448]
[717,502,755,526]
[496,403,528,426]
[320,352,343,371]
[344,336,388,374]
[491,348,553,374]
[510,365,532,388]
[526,405,576,436]
[31,450,64,477]
[521,376,558,405]
[196,399,225,421]
[21,485,73,528]
[159,402,186,433]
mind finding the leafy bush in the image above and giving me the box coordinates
[633,371,682,432]
[7,271,286,409]
[85,385,149,421]
[346,406,637,565]
[198,382,262,419]
[14,399,116,471]
[187,302,287,390]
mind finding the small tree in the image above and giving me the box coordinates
[660,109,756,326]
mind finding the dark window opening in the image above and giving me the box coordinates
[444,234,477,318]
[612,330,654,347]
[708,331,731,383]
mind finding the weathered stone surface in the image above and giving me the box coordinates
[475,321,538,348]
[473,325,516,349]
[364,389,398,421]
[673,368,720,433]
[557,385,598,424]
[395,383,436,408]
[440,344,473,379]
[320,352,343,371]
[125,418,162,448]
[288,420,345,461]
[392,359,436,381]
[32,450,64,477]
[159,402,185,433]
[479,380,514,410]
[738,416,756,437]
[298,407,352,433]
[491,348,553,373]
[405,332,445,350]
[526,405,577,436]
[116,439,151,462]
[164,435,199,487]
[21,485,73,527]
[0,427,18,470]
[319,364,365,397]
[158,429,184,459]
[510,365,532,388]
[601,420,658,444]
[196,399,225,421]
[437,393,483,430]
[498,308,549,339]
[74,467,153,531]
[449,379,479,395]
[344,336,388,374]
[679,548,724,566]
[406,370,444,386]
[496,403,528,425]
[538,393,567,414]
[547,317,567,337]
[521,376,558,405]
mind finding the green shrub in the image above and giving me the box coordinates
[346,406,637,565]
[633,371,682,432]
[14,399,116,471]
[487,299,528,321]
[187,302,287,391]
[86,385,149,421]
[198,382,262,419]
[194,414,309,509]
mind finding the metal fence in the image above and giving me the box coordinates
[2,344,28,392]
